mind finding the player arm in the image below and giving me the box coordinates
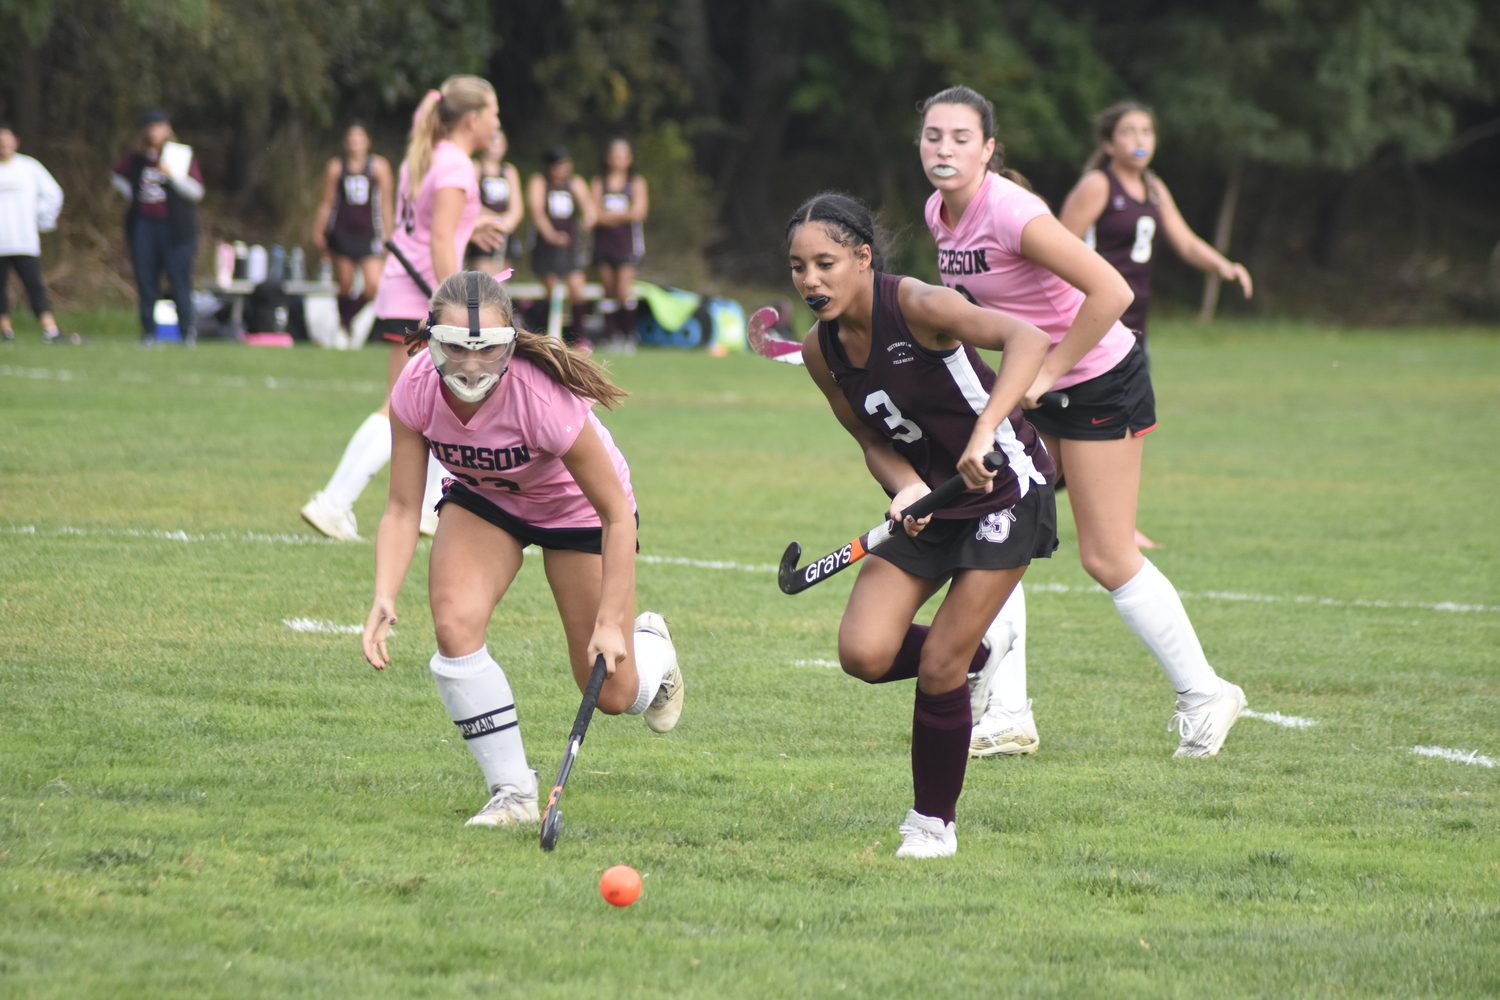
[1152,176,1253,297]
[310,159,339,251]
[1058,171,1108,240]
[560,421,637,677]
[428,186,466,283]
[375,156,396,243]
[803,330,931,532]
[626,176,648,222]
[1017,213,1133,404]
[364,409,426,669]
[528,175,563,244]
[574,177,598,231]
[898,280,1050,488]
[34,161,63,232]
[499,164,524,235]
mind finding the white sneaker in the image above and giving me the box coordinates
[895,809,957,858]
[419,508,440,537]
[465,770,540,827]
[637,612,684,734]
[1168,681,1248,757]
[970,699,1039,757]
[966,612,1016,721]
[300,492,361,541]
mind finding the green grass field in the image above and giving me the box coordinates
[2,316,1498,998]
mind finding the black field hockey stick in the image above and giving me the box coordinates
[1037,391,1069,408]
[384,239,433,298]
[539,654,609,852]
[778,451,1006,595]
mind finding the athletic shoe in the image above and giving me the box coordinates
[1168,681,1248,758]
[970,698,1039,757]
[966,612,1015,721]
[637,611,684,733]
[419,509,439,537]
[299,492,361,541]
[464,771,540,827]
[895,809,957,859]
[1134,528,1161,549]
[3,328,14,341]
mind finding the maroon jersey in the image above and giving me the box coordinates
[479,167,511,213]
[1086,164,1161,336]
[817,272,1053,520]
[593,178,643,263]
[329,157,378,242]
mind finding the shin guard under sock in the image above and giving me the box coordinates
[1110,558,1221,707]
[990,584,1029,714]
[912,684,971,824]
[324,412,391,510]
[626,619,674,715]
[870,624,987,684]
[430,647,532,791]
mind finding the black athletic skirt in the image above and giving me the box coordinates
[327,231,379,261]
[436,480,637,555]
[1026,340,1157,440]
[368,317,418,347]
[871,484,1057,580]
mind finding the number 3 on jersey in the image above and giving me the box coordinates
[1130,215,1157,263]
[865,390,923,443]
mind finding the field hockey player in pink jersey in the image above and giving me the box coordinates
[301,77,506,542]
[919,86,1246,760]
[362,270,685,828]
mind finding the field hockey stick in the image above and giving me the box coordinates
[1037,391,1069,408]
[540,654,609,852]
[383,239,433,298]
[778,451,1005,595]
[748,305,805,364]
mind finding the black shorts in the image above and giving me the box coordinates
[593,248,642,268]
[368,317,419,347]
[436,481,637,555]
[871,484,1057,580]
[327,231,379,261]
[1026,340,1157,441]
[532,241,585,277]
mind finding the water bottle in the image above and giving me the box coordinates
[246,245,268,283]
[289,246,306,282]
[233,241,249,280]
[318,257,333,284]
[269,245,287,283]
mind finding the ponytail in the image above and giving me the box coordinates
[916,85,1033,192]
[406,271,628,409]
[1082,101,1156,179]
[404,75,496,202]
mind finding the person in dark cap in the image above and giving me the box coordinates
[111,108,204,345]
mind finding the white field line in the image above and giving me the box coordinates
[1410,745,1496,768]
[283,618,365,635]
[1241,708,1317,728]
[792,658,840,668]
[4,522,1496,614]
[0,365,379,394]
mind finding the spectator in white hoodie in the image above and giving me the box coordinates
[0,122,67,343]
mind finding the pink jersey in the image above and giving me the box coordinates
[374,140,481,320]
[924,171,1135,390]
[389,352,635,529]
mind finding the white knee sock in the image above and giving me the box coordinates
[626,618,674,715]
[430,647,532,791]
[323,412,391,510]
[989,584,1030,714]
[422,453,447,516]
[1109,559,1221,707]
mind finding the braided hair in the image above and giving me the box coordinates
[783,193,886,270]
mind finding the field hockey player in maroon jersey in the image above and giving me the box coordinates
[311,123,395,334]
[788,193,1055,858]
[1059,102,1254,551]
[920,86,1247,760]
[591,137,649,350]
[467,128,523,275]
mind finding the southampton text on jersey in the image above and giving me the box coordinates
[937,247,990,276]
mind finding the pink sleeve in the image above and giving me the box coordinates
[431,147,477,194]
[992,184,1051,257]
[388,355,428,432]
[526,377,590,456]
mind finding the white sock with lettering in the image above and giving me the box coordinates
[626,618,674,715]
[1109,559,1221,707]
[430,647,532,791]
[323,412,390,511]
[989,584,1029,715]
[421,453,447,517]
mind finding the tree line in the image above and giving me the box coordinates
[2,0,1498,319]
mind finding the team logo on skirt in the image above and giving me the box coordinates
[976,507,1017,544]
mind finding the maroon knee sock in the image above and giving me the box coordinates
[570,302,589,341]
[621,301,638,338]
[911,684,972,824]
[871,625,988,683]
[337,294,361,327]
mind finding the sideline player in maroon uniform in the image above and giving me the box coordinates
[466,128,523,275]
[590,137,648,349]
[311,123,395,332]
[1060,103,1254,549]
[789,193,1055,858]
[527,147,596,345]
[920,86,1247,761]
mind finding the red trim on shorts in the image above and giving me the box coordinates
[1132,422,1158,437]
[382,332,405,343]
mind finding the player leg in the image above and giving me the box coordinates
[334,254,359,329]
[427,502,538,825]
[130,218,163,341]
[971,583,1039,756]
[0,256,13,339]
[898,566,1025,858]
[359,253,384,300]
[565,269,590,345]
[596,262,620,339]
[615,262,639,343]
[541,547,683,729]
[1049,431,1245,756]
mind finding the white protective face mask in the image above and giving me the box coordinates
[426,271,516,403]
